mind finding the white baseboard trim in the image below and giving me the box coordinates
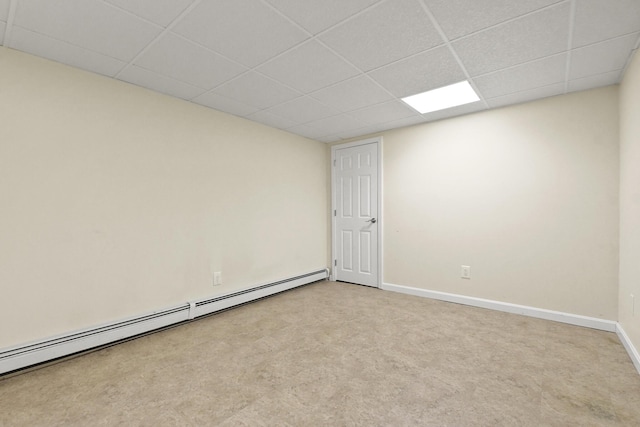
[616,323,640,375]
[381,282,617,332]
[0,269,328,376]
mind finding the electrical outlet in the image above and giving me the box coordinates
[213,272,222,286]
[461,265,471,279]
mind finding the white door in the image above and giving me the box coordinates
[333,141,379,287]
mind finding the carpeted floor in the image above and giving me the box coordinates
[1,280,639,426]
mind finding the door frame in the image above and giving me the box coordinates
[330,137,383,287]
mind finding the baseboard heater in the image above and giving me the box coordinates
[0,269,328,376]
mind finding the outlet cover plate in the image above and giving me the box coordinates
[461,265,471,279]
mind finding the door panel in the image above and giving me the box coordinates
[341,230,353,271]
[341,177,353,217]
[334,142,378,287]
[359,175,371,217]
[359,230,372,273]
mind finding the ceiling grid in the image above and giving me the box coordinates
[0,0,638,142]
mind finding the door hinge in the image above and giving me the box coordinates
[334,209,336,216]
[333,159,336,167]
[334,259,337,266]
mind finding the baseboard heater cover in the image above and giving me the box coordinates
[0,269,327,376]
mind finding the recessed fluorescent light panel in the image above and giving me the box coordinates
[401,81,480,114]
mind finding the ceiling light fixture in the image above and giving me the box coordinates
[401,81,480,114]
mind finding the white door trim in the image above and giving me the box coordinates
[330,137,383,287]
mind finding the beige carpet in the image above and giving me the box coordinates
[1,280,639,426]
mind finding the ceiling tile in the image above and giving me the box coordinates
[568,71,621,93]
[474,54,567,99]
[247,110,300,130]
[424,0,563,40]
[286,124,332,139]
[13,0,162,62]
[368,46,466,97]
[423,100,486,122]
[309,75,393,112]
[453,2,570,76]
[213,72,300,110]
[265,96,340,124]
[257,40,360,93]
[265,0,381,34]
[0,0,10,21]
[573,0,640,48]
[319,0,443,71]
[569,33,638,80]
[9,26,126,76]
[318,135,342,143]
[348,100,419,126]
[104,0,194,27]
[304,114,369,136]
[358,115,425,138]
[336,124,381,140]
[342,114,427,138]
[380,114,428,129]
[486,83,564,108]
[172,0,308,68]
[117,65,205,100]
[192,92,259,117]
[134,33,246,90]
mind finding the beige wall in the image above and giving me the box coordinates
[0,48,327,349]
[1,43,629,352]
[339,87,620,319]
[619,51,640,351]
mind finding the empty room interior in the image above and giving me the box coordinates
[1,0,640,425]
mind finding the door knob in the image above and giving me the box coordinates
[366,218,377,223]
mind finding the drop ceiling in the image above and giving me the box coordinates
[1,0,639,142]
